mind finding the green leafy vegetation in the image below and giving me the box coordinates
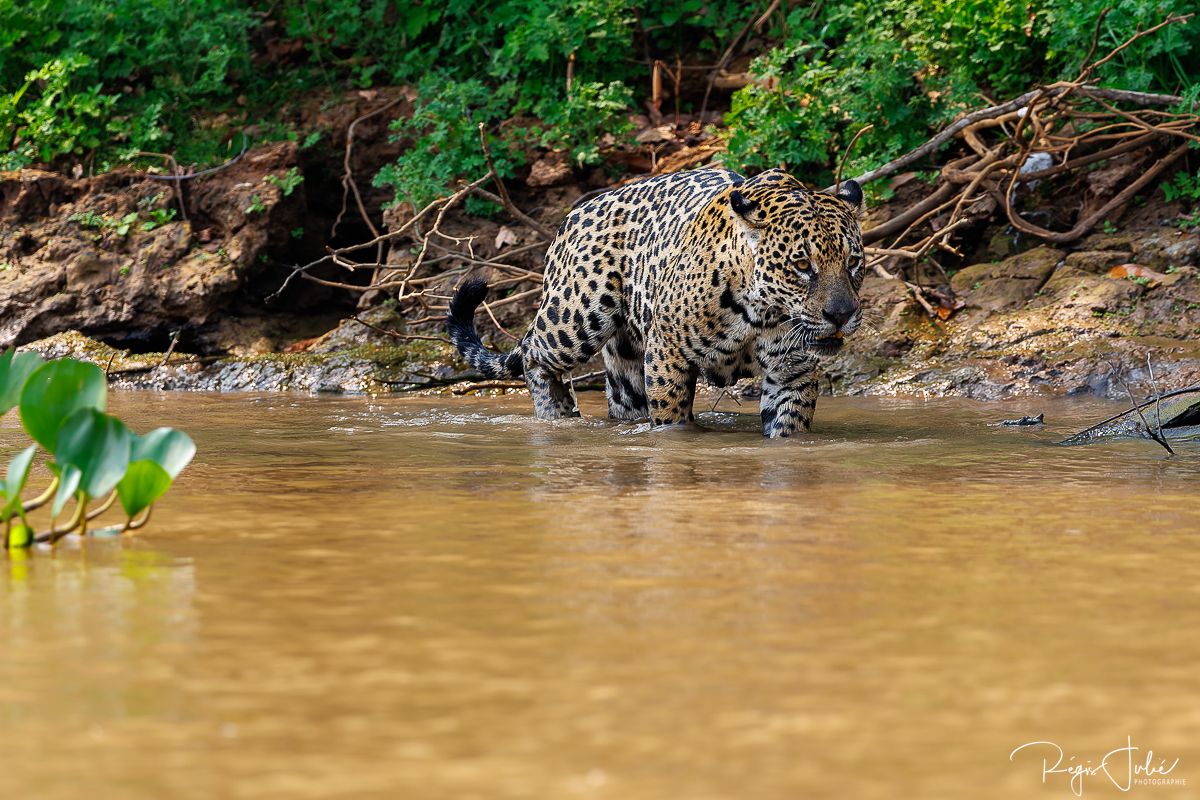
[1,0,256,168]
[140,207,177,232]
[372,78,523,213]
[1162,167,1200,205]
[69,207,176,237]
[265,167,305,196]
[537,81,637,168]
[2,0,1196,206]
[726,0,1198,183]
[0,349,194,548]
[69,210,138,237]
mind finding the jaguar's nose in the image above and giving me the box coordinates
[822,298,860,329]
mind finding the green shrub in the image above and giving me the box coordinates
[724,0,1199,183]
[265,167,305,196]
[372,78,524,214]
[1162,167,1200,205]
[3,55,118,165]
[535,81,636,168]
[489,0,639,102]
[725,5,934,183]
[370,1,641,211]
[1,0,1196,204]
[1046,0,1199,92]
[1,0,256,168]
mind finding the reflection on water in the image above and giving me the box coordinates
[2,391,1199,799]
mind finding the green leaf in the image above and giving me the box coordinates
[0,349,45,416]
[0,444,37,521]
[130,428,195,479]
[117,461,172,518]
[54,408,131,499]
[19,359,107,450]
[52,464,81,518]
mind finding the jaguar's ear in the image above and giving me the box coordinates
[731,190,767,231]
[730,189,758,218]
[835,179,863,210]
[730,190,765,252]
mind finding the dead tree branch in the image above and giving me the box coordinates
[477,123,555,239]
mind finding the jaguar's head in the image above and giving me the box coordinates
[729,169,865,356]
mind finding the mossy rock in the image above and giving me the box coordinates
[950,246,1064,313]
[1063,250,1131,274]
[1031,265,1143,313]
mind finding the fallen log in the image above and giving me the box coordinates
[1059,386,1200,445]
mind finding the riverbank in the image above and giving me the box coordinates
[5,111,1200,401]
[15,209,1200,401]
[27,232,1200,402]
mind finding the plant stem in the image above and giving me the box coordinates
[34,494,89,545]
[86,490,117,521]
[22,477,60,512]
[123,506,153,532]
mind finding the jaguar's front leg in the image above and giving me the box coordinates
[757,339,821,437]
[759,371,819,437]
[644,334,697,428]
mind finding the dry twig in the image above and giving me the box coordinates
[333,95,406,240]
[1107,359,1175,455]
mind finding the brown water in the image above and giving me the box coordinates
[3,391,1199,800]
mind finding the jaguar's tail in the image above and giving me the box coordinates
[446,277,525,378]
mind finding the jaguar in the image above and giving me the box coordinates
[447,167,865,438]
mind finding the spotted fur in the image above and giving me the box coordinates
[447,168,865,437]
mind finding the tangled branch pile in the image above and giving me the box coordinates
[849,14,1198,316]
[278,15,1198,335]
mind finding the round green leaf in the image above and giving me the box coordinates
[1,444,37,521]
[117,461,172,518]
[0,349,45,417]
[131,428,196,479]
[54,408,131,499]
[19,359,107,450]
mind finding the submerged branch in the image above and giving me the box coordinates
[1107,361,1176,456]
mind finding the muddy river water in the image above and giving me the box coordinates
[2,391,1199,799]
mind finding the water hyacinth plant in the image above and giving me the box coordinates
[0,349,194,549]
